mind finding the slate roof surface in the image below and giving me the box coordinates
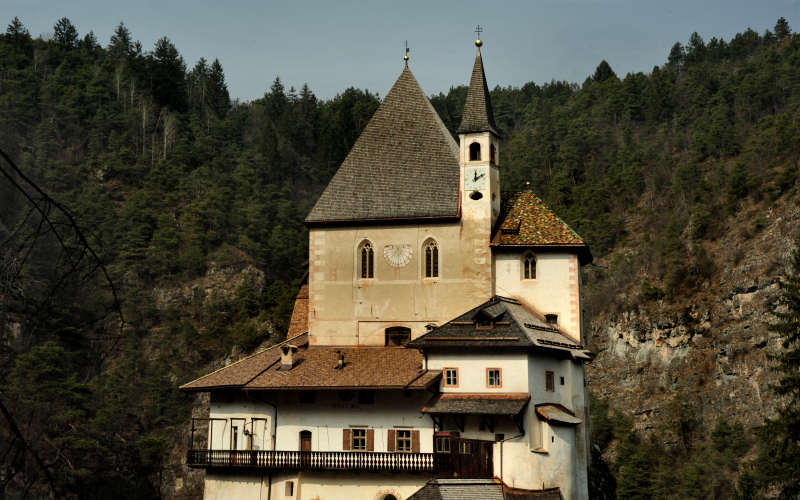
[180,333,308,391]
[457,48,500,137]
[407,296,590,357]
[492,192,587,250]
[422,393,530,415]
[306,66,460,223]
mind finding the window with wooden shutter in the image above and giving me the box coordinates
[411,430,420,453]
[367,429,375,451]
[387,429,396,452]
[342,428,352,450]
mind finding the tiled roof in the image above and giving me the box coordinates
[422,393,530,415]
[407,296,591,358]
[180,333,309,391]
[286,284,308,338]
[306,66,460,223]
[491,192,591,263]
[409,479,505,500]
[181,340,441,391]
[244,346,439,390]
[457,48,500,137]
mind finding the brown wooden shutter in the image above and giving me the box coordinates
[343,429,351,450]
[387,429,396,452]
[411,430,420,453]
[367,429,374,451]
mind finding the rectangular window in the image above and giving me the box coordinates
[560,376,565,386]
[443,367,458,387]
[545,314,558,325]
[458,440,471,454]
[351,428,367,450]
[434,436,451,453]
[545,371,555,392]
[487,368,502,388]
[396,430,412,452]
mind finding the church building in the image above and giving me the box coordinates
[180,38,593,500]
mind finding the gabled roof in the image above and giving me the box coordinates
[407,296,592,359]
[243,347,439,390]
[306,66,460,224]
[457,47,500,137]
[492,192,592,264]
[180,333,309,391]
[180,336,441,392]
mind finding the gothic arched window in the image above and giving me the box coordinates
[360,240,374,279]
[424,239,439,278]
[469,142,481,161]
[523,252,536,280]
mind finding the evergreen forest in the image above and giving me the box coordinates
[0,15,798,499]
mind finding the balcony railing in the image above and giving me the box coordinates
[188,449,438,472]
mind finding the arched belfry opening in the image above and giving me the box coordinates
[490,144,496,164]
[469,142,481,161]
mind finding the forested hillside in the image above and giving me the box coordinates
[1,15,798,499]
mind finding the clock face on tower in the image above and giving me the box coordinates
[464,166,487,190]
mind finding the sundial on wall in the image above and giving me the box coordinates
[383,244,412,268]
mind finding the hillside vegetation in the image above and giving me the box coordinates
[0,15,797,499]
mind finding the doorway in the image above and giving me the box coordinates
[299,430,312,467]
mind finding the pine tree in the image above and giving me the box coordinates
[52,17,78,50]
[754,233,800,498]
[774,17,792,42]
[668,42,684,70]
[108,22,132,62]
[6,16,28,39]
[593,60,616,82]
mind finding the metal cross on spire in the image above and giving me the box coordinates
[474,25,483,47]
[404,40,410,65]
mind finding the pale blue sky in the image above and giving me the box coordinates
[2,1,798,101]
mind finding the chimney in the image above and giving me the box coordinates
[335,351,344,370]
[279,344,298,370]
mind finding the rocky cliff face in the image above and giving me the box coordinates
[586,197,799,440]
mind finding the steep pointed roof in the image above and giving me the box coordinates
[457,48,500,136]
[492,192,592,264]
[306,66,460,224]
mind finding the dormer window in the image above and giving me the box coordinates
[469,142,481,161]
[545,314,558,326]
[385,326,411,346]
[359,240,374,279]
[490,144,496,164]
[523,253,536,280]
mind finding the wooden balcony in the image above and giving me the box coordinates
[187,449,438,473]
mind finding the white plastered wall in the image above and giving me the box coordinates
[425,351,528,393]
[493,251,582,343]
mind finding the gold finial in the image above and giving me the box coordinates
[475,25,483,47]
[404,40,410,64]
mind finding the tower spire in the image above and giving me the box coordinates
[457,30,499,136]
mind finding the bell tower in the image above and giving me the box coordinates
[458,35,501,227]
